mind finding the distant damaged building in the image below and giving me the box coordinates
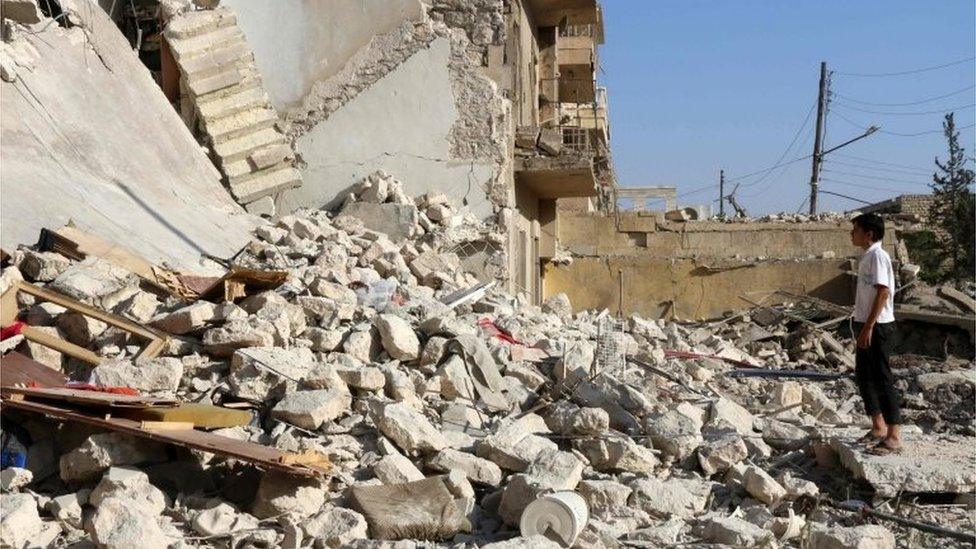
[1,0,614,304]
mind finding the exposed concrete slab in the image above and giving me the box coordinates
[0,5,257,270]
[278,38,495,218]
[223,0,423,111]
[826,428,976,497]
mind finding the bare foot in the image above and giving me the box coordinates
[868,438,903,455]
[858,430,886,443]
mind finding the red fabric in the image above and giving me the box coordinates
[477,318,524,346]
[63,381,141,396]
[0,321,26,341]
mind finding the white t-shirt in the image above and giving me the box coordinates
[854,241,895,323]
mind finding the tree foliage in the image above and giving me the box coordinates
[929,113,976,281]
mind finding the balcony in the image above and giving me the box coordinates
[525,0,605,43]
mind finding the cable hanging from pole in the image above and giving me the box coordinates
[832,84,975,107]
[832,101,976,116]
[833,56,975,77]
[831,109,976,137]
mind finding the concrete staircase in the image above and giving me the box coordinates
[164,7,301,213]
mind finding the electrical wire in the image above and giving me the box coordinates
[817,189,872,204]
[822,178,925,193]
[737,100,818,190]
[820,169,931,186]
[833,152,939,172]
[825,159,931,177]
[833,56,976,77]
[676,101,817,199]
[831,109,976,137]
[832,84,975,107]
[832,101,976,116]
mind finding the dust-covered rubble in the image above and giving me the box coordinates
[1,172,973,548]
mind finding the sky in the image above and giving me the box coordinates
[599,1,976,214]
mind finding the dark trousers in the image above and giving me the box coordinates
[852,321,900,424]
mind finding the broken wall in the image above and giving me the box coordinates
[546,213,898,319]
[221,0,424,111]
[559,213,896,259]
[544,257,854,320]
[226,1,511,218]
[0,2,257,270]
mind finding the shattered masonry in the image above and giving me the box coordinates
[0,1,974,548]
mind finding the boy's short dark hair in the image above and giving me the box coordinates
[852,213,885,242]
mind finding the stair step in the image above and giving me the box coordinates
[224,146,294,182]
[167,26,244,60]
[188,66,247,97]
[204,108,278,144]
[212,127,285,164]
[224,158,291,183]
[197,86,269,120]
[165,7,236,40]
[180,41,251,80]
[230,166,303,204]
[193,67,262,102]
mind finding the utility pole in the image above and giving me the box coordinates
[719,170,725,217]
[809,61,828,215]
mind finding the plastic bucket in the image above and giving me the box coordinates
[519,490,589,547]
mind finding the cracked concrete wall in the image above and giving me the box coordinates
[277,37,500,217]
[0,3,257,270]
[223,0,424,111]
[222,0,511,218]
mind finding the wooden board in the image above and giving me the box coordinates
[0,386,176,408]
[2,397,330,477]
[1,281,169,365]
[118,403,252,429]
[197,268,287,303]
[0,352,68,388]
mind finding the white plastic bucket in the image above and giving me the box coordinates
[519,490,589,547]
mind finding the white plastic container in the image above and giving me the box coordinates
[519,490,589,547]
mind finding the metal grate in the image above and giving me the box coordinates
[595,315,626,375]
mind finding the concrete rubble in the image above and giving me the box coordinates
[0,180,973,548]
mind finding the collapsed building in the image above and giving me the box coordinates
[0,1,974,548]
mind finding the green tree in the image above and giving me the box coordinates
[929,113,976,280]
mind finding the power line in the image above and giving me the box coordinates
[831,109,976,137]
[822,178,924,193]
[832,84,975,107]
[743,127,816,199]
[821,169,930,186]
[832,152,935,173]
[826,160,931,177]
[737,100,818,190]
[833,56,976,78]
[832,101,976,116]
[817,189,872,204]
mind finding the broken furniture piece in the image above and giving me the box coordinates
[193,267,288,303]
[2,396,330,477]
[0,280,170,366]
[37,226,196,300]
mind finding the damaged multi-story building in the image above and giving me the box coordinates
[2,0,614,305]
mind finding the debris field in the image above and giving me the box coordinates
[0,173,974,549]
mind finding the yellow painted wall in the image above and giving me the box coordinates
[544,257,853,320]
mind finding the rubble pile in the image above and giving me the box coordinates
[0,173,973,548]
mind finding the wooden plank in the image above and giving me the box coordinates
[0,386,176,408]
[1,397,330,477]
[3,281,169,363]
[197,267,287,303]
[20,325,102,365]
[0,352,68,388]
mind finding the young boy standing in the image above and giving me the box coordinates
[850,213,901,454]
